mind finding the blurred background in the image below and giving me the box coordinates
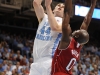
[0,0,100,75]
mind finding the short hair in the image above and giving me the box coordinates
[52,1,64,10]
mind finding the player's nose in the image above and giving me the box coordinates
[58,7,61,10]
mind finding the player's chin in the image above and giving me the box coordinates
[56,12,63,18]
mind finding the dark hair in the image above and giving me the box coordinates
[52,2,64,10]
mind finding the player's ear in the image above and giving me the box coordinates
[53,10,54,14]
[75,35,79,38]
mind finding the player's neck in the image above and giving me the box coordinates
[53,13,63,18]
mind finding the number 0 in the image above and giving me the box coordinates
[66,58,76,71]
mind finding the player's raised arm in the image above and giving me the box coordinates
[80,0,97,30]
[33,0,44,23]
[61,0,72,42]
[45,0,63,32]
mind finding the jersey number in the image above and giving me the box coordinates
[40,26,51,35]
[66,58,76,71]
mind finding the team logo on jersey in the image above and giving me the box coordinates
[36,22,52,41]
[71,50,79,58]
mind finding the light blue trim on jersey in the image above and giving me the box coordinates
[52,33,62,57]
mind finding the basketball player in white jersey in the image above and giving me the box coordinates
[29,0,64,75]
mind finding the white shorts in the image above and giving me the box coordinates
[29,58,52,75]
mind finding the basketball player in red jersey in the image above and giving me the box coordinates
[51,0,97,75]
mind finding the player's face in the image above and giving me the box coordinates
[53,3,64,18]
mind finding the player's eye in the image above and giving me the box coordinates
[57,4,60,6]
[61,6,64,8]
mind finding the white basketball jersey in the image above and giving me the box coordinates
[33,14,62,62]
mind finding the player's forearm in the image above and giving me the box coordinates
[46,6,61,32]
[61,0,72,42]
[64,0,72,16]
[83,0,96,26]
[89,3,96,16]
[62,0,72,29]
[33,0,43,12]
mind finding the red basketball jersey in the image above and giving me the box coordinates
[51,38,82,75]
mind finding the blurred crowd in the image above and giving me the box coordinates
[0,30,100,75]
[0,30,34,75]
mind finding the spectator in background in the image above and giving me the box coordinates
[20,55,28,66]
[5,66,12,75]
[17,39,24,50]
[15,50,23,62]
[0,63,4,72]
[0,44,3,53]
[0,53,7,60]
[2,60,7,71]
